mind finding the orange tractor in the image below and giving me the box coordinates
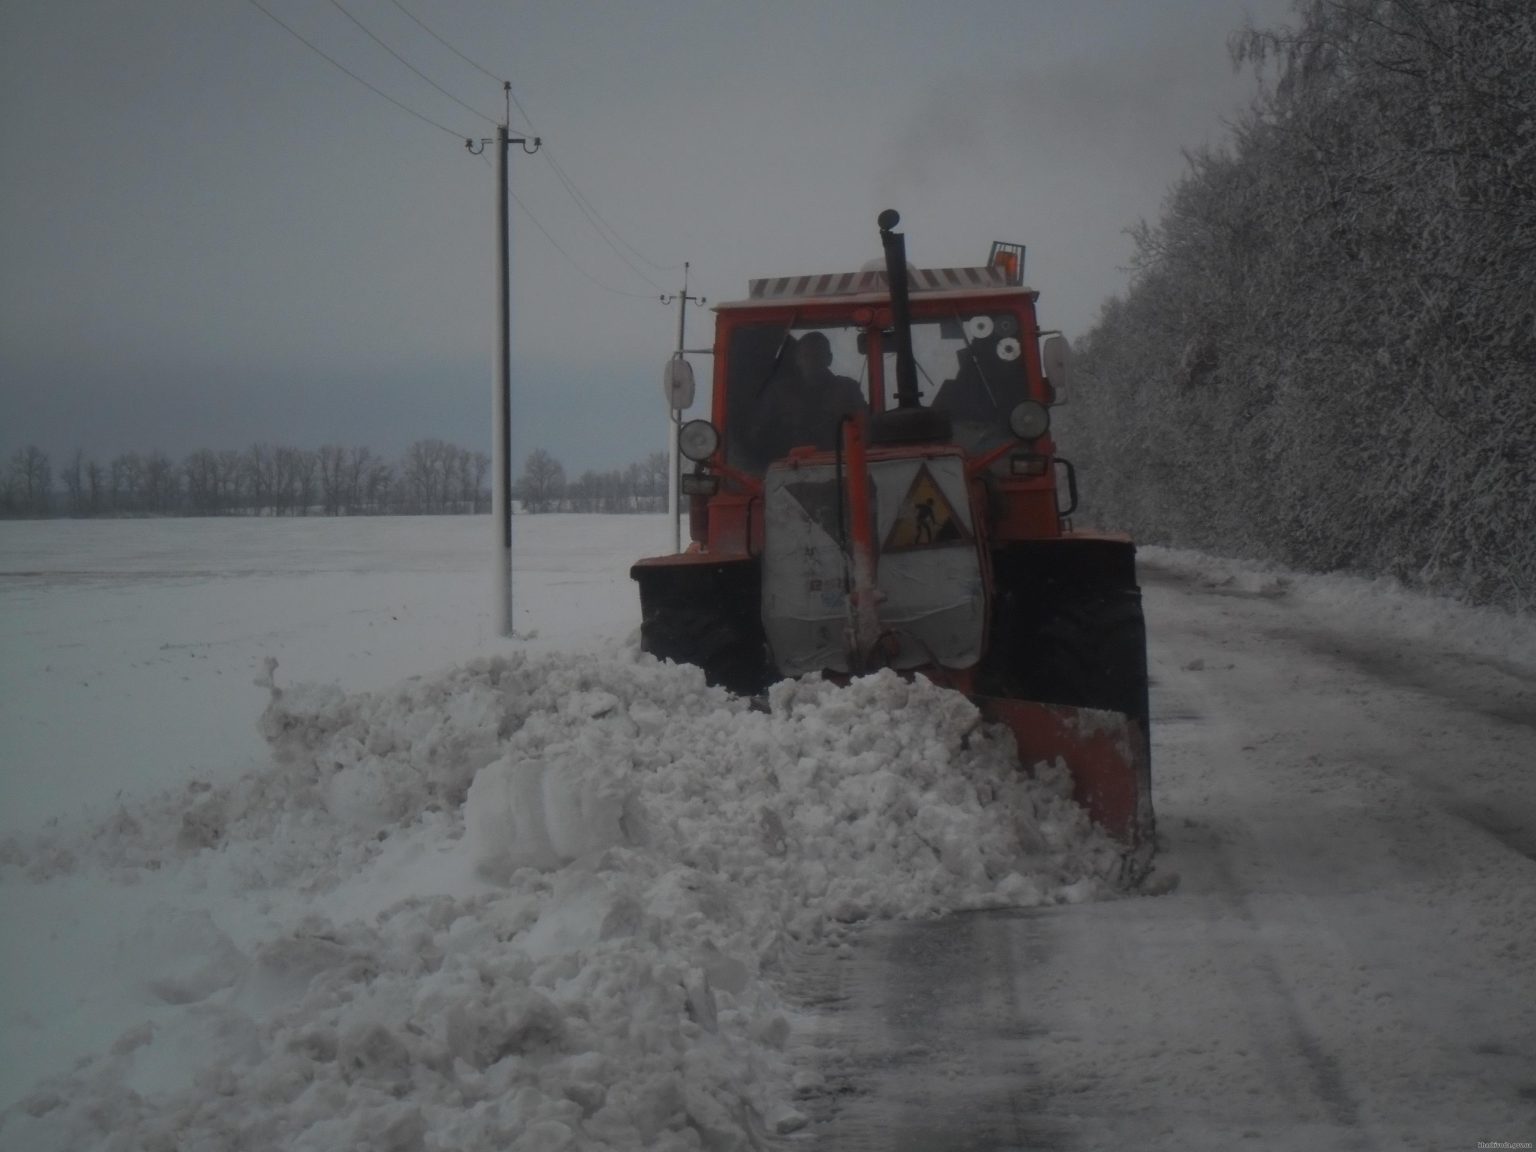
[632,211,1153,869]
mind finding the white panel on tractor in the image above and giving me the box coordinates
[761,463,851,677]
[760,453,986,679]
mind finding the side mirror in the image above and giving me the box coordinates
[663,357,696,412]
[1041,335,1070,402]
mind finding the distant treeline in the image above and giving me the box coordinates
[0,442,671,519]
[1060,0,1535,610]
[515,449,671,514]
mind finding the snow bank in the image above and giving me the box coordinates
[2,652,1120,1151]
[1140,545,1536,670]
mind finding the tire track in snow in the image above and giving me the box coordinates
[778,912,1073,1150]
[1188,820,1368,1142]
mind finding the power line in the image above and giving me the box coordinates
[484,84,667,282]
[504,84,539,138]
[258,0,681,295]
[372,1,678,281]
[327,0,498,127]
[542,148,679,277]
[516,187,656,299]
[478,154,653,300]
[387,0,506,88]
[537,150,668,290]
[506,79,678,277]
[245,0,467,141]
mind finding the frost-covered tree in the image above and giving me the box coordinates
[1062,0,1535,608]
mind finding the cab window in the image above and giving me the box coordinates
[725,323,868,473]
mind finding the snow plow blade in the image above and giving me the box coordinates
[977,695,1154,855]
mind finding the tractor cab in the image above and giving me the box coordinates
[681,252,1074,557]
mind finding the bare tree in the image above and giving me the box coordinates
[270,447,304,515]
[61,451,85,516]
[85,459,104,514]
[109,452,143,514]
[216,450,244,513]
[341,447,374,513]
[518,449,566,513]
[643,451,669,513]
[183,450,222,514]
[291,449,318,515]
[6,446,52,516]
[402,439,450,514]
[467,450,490,513]
[451,448,489,513]
[366,459,395,513]
[243,445,271,515]
[317,445,347,515]
[140,450,179,513]
[566,469,600,514]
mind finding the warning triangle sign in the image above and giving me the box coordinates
[883,464,971,552]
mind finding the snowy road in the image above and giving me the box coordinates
[784,556,1536,1149]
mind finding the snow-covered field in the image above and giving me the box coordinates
[2,516,1533,1150]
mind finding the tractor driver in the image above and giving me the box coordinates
[786,330,866,450]
[739,330,868,468]
[933,340,1026,454]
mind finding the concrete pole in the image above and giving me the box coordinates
[668,262,690,553]
[493,119,513,636]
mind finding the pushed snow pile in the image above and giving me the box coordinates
[463,660,1120,926]
[4,653,1120,1151]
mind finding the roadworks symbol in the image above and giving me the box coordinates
[884,464,970,551]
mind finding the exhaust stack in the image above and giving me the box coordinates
[878,209,921,410]
[873,210,950,444]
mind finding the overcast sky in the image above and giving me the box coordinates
[0,0,1295,475]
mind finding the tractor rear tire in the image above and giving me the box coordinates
[642,602,768,698]
[982,540,1148,722]
[633,559,770,698]
[1024,590,1150,723]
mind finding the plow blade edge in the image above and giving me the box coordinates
[976,695,1154,853]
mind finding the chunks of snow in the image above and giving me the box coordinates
[122,907,246,1005]
[468,754,636,878]
[1,652,1120,1150]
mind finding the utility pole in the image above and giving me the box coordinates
[468,84,539,636]
[659,262,705,553]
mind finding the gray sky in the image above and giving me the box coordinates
[0,0,1294,475]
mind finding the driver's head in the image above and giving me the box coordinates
[796,331,834,375]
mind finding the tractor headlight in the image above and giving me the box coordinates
[678,419,721,462]
[1008,400,1051,441]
